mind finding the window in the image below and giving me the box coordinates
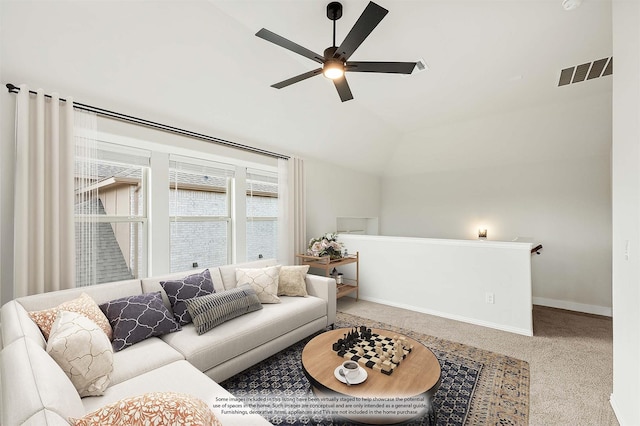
[246,169,278,261]
[74,142,150,287]
[169,156,234,272]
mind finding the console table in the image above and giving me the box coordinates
[296,252,359,300]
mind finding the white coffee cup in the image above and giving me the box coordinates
[342,360,359,380]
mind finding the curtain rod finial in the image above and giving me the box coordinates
[6,83,18,93]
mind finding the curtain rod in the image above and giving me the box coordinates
[5,83,289,160]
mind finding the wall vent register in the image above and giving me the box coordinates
[558,57,612,86]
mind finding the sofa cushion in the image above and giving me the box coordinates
[28,293,112,341]
[141,268,225,306]
[80,360,271,426]
[236,265,281,303]
[0,337,85,426]
[185,284,262,334]
[15,279,142,311]
[278,265,310,297]
[160,269,215,325]
[99,292,181,352]
[70,392,221,426]
[161,295,326,373]
[46,311,113,397]
[110,337,184,386]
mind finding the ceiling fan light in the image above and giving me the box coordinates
[323,62,344,79]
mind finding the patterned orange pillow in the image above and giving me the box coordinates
[28,293,112,340]
[69,392,222,426]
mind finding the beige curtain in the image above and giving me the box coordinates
[277,157,306,265]
[13,85,75,296]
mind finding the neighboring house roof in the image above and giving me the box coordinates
[75,198,134,286]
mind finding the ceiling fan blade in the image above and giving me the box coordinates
[346,61,416,74]
[256,28,325,64]
[334,2,388,61]
[271,68,323,89]
[333,76,354,102]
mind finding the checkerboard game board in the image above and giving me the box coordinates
[333,328,413,375]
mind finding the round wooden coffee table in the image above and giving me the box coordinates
[301,327,441,425]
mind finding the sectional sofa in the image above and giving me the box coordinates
[0,258,337,425]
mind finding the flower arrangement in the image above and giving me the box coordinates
[307,232,345,260]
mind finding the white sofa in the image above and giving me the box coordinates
[0,259,337,425]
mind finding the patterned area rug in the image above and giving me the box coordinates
[221,312,529,425]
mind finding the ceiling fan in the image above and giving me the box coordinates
[255,1,417,102]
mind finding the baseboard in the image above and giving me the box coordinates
[533,297,612,317]
[610,393,627,425]
[357,295,533,336]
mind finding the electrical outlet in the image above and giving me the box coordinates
[486,292,495,304]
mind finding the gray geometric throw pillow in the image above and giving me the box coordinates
[160,269,214,325]
[185,284,262,335]
[99,292,181,352]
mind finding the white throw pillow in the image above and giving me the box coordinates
[236,265,281,303]
[278,265,310,297]
[46,310,113,397]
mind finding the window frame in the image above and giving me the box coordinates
[246,169,279,261]
[168,156,235,271]
[76,130,280,281]
[73,147,150,286]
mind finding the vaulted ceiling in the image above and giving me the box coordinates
[1,0,612,174]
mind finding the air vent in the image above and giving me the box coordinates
[558,57,613,86]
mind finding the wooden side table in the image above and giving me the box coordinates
[296,252,359,300]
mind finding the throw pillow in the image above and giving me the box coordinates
[236,265,281,303]
[29,293,112,341]
[278,265,310,297]
[185,284,263,335]
[99,292,181,352]
[159,269,214,325]
[46,310,113,397]
[69,392,222,426]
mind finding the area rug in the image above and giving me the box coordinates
[221,312,529,425]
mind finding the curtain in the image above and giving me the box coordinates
[13,85,75,296]
[277,157,306,265]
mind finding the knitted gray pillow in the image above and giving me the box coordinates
[185,284,262,335]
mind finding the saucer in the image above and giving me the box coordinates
[334,365,368,385]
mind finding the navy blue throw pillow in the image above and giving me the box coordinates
[99,292,181,352]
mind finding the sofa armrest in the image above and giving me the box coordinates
[1,301,46,349]
[305,275,336,327]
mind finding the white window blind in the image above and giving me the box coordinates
[246,169,278,261]
[74,140,150,287]
[169,155,234,272]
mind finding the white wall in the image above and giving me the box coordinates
[340,234,533,336]
[610,0,640,424]
[304,158,381,243]
[380,94,612,316]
